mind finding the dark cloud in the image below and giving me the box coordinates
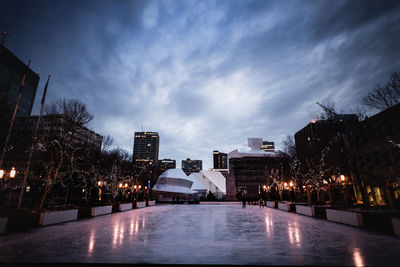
[1,0,400,168]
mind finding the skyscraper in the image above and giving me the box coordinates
[182,158,202,175]
[133,131,159,167]
[213,150,227,169]
[0,44,39,149]
[158,158,176,174]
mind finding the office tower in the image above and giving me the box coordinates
[182,158,202,175]
[0,44,39,149]
[133,131,159,167]
[213,150,227,169]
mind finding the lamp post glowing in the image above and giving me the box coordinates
[340,175,345,182]
[0,169,4,179]
[10,167,16,178]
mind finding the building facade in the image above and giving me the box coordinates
[4,114,103,170]
[261,141,275,152]
[345,104,400,210]
[213,150,227,169]
[0,45,39,151]
[158,158,176,174]
[181,158,202,175]
[132,131,159,168]
[227,138,291,201]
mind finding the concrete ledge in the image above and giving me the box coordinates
[392,218,400,237]
[0,217,8,234]
[119,203,133,212]
[296,205,315,217]
[278,202,291,211]
[136,201,146,209]
[266,201,277,208]
[326,209,363,227]
[91,205,112,217]
[39,209,78,226]
[147,200,156,206]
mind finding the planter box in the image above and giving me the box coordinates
[146,200,156,206]
[39,209,78,226]
[0,217,8,234]
[91,205,112,217]
[296,205,315,217]
[119,203,133,212]
[278,202,290,211]
[392,218,400,237]
[266,201,277,208]
[326,209,363,227]
[278,202,295,212]
[136,201,146,208]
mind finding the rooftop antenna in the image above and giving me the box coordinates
[141,125,143,131]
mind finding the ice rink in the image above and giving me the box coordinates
[0,203,399,265]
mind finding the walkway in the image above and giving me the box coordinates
[0,203,399,265]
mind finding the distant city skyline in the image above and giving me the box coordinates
[1,0,400,169]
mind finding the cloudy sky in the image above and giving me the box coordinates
[1,0,400,169]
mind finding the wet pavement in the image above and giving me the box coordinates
[0,203,399,265]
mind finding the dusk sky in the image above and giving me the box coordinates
[1,0,400,169]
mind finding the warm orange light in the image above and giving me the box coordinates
[145,186,147,189]
[263,185,267,189]
[124,183,128,188]
[98,181,102,186]
[340,175,345,181]
[289,181,293,187]
[0,169,4,179]
[134,185,137,189]
[119,183,123,188]
[138,185,142,189]
[10,167,16,178]
[284,182,288,187]
[302,185,306,189]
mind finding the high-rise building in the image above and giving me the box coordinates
[182,158,202,175]
[0,44,39,149]
[6,114,103,170]
[133,131,159,167]
[158,158,176,174]
[213,150,227,169]
[261,141,275,152]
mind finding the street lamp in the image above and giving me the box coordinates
[0,167,16,179]
[340,175,345,182]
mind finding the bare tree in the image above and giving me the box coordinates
[36,98,95,209]
[316,100,338,120]
[362,71,400,111]
[282,135,296,159]
[101,135,114,152]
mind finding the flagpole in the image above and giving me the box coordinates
[0,60,31,170]
[17,75,50,209]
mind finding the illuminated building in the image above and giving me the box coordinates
[261,141,275,152]
[181,158,202,175]
[132,131,159,167]
[213,150,227,169]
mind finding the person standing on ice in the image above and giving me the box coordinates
[242,191,247,208]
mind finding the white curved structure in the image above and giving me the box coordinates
[152,168,196,202]
[187,173,207,198]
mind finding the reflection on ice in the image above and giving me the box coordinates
[88,230,95,256]
[265,215,273,238]
[287,221,301,248]
[353,248,364,267]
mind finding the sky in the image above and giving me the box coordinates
[1,0,400,169]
